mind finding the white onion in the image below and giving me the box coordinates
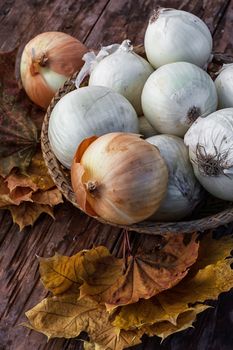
[48,86,139,168]
[141,62,218,137]
[144,8,212,68]
[215,64,233,108]
[77,40,154,115]
[184,108,233,201]
[147,135,202,221]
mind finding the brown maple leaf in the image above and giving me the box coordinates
[113,234,233,339]
[0,50,44,177]
[7,202,54,231]
[80,233,199,309]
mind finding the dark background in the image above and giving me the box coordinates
[0,0,233,349]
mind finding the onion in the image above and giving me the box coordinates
[184,108,233,201]
[141,62,217,137]
[76,40,154,115]
[20,32,87,109]
[48,86,139,168]
[147,135,202,221]
[144,8,212,68]
[215,64,233,108]
[71,133,168,225]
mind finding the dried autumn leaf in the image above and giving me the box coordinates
[0,49,44,129]
[32,188,63,206]
[25,294,142,350]
[113,234,233,337]
[0,105,38,177]
[0,176,33,207]
[142,304,210,340]
[39,246,112,295]
[26,151,55,190]
[80,233,199,309]
[0,50,45,177]
[7,202,54,230]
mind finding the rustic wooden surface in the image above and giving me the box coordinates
[1,1,233,349]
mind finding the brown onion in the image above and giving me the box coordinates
[20,31,87,109]
[71,133,168,225]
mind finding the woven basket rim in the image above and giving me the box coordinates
[41,49,233,235]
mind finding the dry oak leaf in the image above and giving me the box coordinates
[113,234,233,336]
[39,246,115,295]
[25,294,142,350]
[7,202,54,231]
[80,233,199,309]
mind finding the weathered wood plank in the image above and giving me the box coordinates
[213,0,233,53]
[0,0,233,349]
[85,0,230,49]
[0,0,110,52]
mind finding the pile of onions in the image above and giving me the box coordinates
[141,62,218,137]
[71,133,168,225]
[147,135,202,221]
[184,108,233,201]
[20,31,87,108]
[48,86,139,168]
[144,8,212,68]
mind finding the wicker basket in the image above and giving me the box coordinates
[41,47,233,235]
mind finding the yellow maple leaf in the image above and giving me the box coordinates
[39,246,112,295]
[25,294,142,350]
[142,304,210,340]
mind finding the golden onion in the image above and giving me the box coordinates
[71,132,168,225]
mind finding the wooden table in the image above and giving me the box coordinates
[1,0,233,349]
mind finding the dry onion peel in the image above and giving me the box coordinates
[71,133,168,225]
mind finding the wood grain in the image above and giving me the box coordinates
[0,0,233,349]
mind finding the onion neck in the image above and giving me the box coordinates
[30,51,49,76]
[195,143,228,177]
[86,180,99,197]
[187,106,200,125]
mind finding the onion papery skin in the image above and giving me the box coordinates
[184,108,233,201]
[141,62,218,137]
[48,86,139,168]
[71,133,168,225]
[215,65,233,109]
[20,31,88,109]
[89,45,154,115]
[144,8,212,69]
[147,135,203,221]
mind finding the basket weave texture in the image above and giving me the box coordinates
[41,47,233,235]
